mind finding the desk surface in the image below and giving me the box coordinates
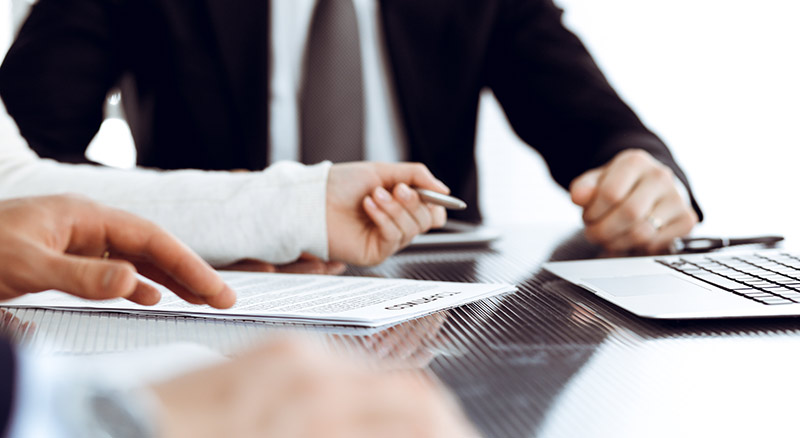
[4,224,800,438]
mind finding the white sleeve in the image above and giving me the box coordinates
[0,102,330,266]
[6,347,163,438]
[6,348,72,438]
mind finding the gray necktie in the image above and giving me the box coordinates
[300,0,364,164]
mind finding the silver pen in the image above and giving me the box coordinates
[414,188,467,210]
[669,235,784,254]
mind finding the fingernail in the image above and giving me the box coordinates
[328,262,347,275]
[364,196,377,209]
[103,267,118,291]
[375,186,392,202]
[397,183,413,201]
[434,179,450,193]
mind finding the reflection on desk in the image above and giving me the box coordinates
[4,223,800,437]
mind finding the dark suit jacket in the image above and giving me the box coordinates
[0,338,16,436]
[0,0,701,222]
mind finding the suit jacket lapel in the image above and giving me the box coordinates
[379,0,426,162]
[380,0,463,166]
[379,0,486,221]
[204,0,269,164]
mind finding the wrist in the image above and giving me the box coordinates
[261,160,332,262]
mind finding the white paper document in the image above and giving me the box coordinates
[3,271,516,327]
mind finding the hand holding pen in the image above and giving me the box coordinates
[325,162,468,266]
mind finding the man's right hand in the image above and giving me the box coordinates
[326,162,450,266]
[0,195,235,308]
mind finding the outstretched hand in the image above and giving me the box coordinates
[326,162,449,266]
[570,149,698,255]
[0,195,235,308]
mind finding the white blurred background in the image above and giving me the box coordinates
[2,0,799,238]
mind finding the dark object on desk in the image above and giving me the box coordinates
[670,235,784,254]
[406,220,501,249]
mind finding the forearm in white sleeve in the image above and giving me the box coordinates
[0,103,330,266]
[7,347,163,438]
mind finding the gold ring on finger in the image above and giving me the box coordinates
[647,215,664,232]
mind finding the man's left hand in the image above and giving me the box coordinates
[569,149,698,255]
[221,253,346,275]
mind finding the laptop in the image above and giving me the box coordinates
[544,249,800,319]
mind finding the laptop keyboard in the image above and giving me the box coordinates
[657,253,800,305]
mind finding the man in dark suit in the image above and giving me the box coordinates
[0,0,701,254]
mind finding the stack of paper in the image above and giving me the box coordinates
[3,271,516,327]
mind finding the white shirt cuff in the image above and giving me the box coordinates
[249,160,332,262]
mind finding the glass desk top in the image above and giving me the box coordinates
[4,224,800,437]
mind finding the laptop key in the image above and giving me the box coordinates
[751,295,780,300]
[756,296,794,303]
[737,289,769,296]
[659,254,800,306]
[692,273,750,291]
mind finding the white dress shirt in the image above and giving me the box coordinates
[0,101,331,266]
[268,0,408,163]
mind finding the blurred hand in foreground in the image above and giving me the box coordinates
[153,336,480,438]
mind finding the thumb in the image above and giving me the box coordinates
[570,168,603,207]
[379,163,451,194]
[44,253,141,301]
